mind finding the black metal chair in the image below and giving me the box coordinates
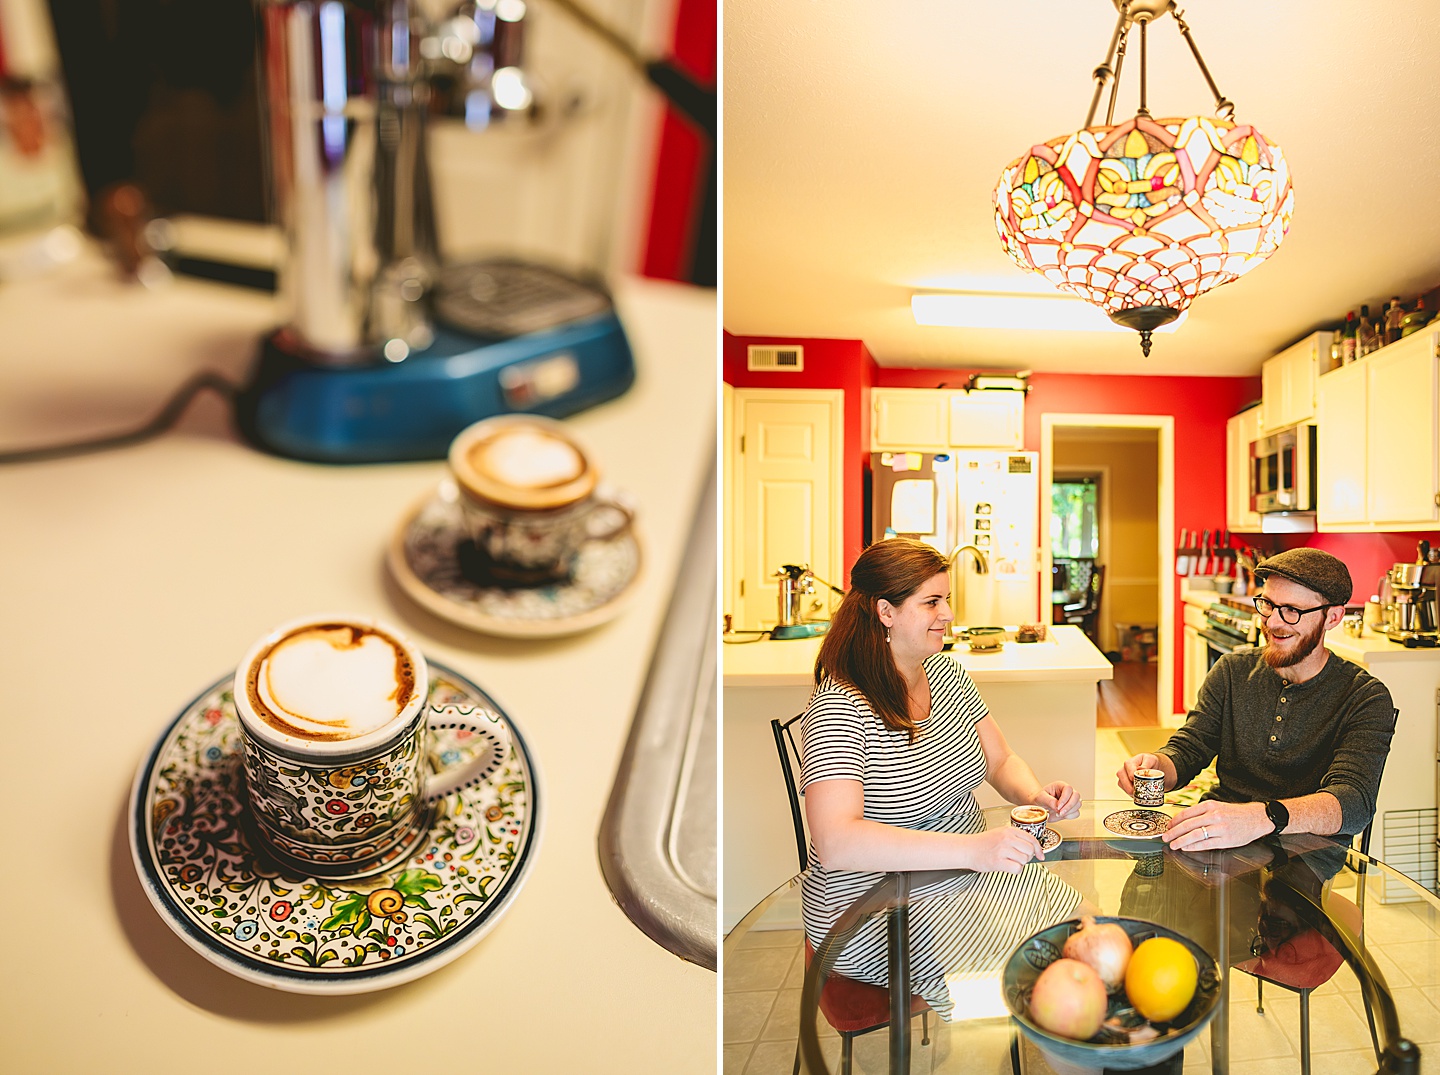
[770,714,932,1075]
[1061,563,1105,646]
[1239,706,1397,1075]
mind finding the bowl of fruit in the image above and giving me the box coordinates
[1002,915,1221,1071]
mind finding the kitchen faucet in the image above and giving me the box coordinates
[948,543,990,630]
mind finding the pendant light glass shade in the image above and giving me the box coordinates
[994,114,1292,330]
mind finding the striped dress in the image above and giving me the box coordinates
[800,653,1080,1019]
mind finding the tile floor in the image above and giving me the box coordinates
[723,728,1440,1074]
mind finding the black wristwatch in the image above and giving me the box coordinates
[1263,799,1290,835]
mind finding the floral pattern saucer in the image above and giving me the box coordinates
[1038,827,1062,854]
[129,662,541,994]
[1103,808,1173,839]
[387,480,642,639]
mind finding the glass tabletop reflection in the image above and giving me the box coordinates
[725,800,1437,1075]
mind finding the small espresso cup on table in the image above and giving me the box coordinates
[233,614,509,880]
[1010,805,1049,841]
[1133,767,1166,808]
[448,415,632,586]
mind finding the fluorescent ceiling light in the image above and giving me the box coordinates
[911,292,1188,334]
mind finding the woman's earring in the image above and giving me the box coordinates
[885,630,891,644]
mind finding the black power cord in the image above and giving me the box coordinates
[0,371,239,464]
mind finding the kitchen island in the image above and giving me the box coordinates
[722,624,1112,928]
[1325,626,1440,902]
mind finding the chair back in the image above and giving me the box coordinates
[1352,705,1400,908]
[771,714,809,871]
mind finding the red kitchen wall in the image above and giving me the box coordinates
[878,367,1260,713]
[722,333,874,580]
[1274,532,1440,606]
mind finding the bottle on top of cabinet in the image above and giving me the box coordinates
[1341,310,1358,363]
[1384,297,1405,345]
[1357,305,1377,358]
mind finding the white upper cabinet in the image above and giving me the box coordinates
[1316,360,1369,526]
[1366,334,1440,527]
[1226,405,1263,533]
[1316,330,1439,531]
[871,389,949,451]
[870,388,1025,451]
[948,390,1024,448]
[1260,331,1331,434]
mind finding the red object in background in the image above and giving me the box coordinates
[640,0,714,285]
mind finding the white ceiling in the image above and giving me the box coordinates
[722,0,1440,376]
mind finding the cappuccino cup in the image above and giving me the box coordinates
[234,614,509,879]
[1010,805,1049,841]
[1133,768,1166,808]
[448,414,632,585]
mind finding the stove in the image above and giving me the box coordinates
[1199,600,1259,659]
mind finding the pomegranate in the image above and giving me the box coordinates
[1061,916,1134,992]
[1028,957,1108,1040]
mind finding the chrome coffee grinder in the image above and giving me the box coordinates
[235,0,635,463]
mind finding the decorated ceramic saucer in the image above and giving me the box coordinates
[1103,808,1173,839]
[1038,827,1062,854]
[129,661,541,994]
[388,480,642,639]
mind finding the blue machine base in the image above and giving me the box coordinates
[234,311,635,464]
[770,622,830,640]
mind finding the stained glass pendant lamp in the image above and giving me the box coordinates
[993,0,1293,356]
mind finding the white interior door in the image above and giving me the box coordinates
[731,389,844,630]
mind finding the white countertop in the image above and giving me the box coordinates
[1326,625,1440,666]
[0,250,715,1072]
[722,624,1113,688]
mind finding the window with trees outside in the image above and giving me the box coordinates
[1051,479,1099,559]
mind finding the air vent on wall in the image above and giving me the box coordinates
[747,345,804,372]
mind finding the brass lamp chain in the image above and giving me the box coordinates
[1171,6,1236,119]
[1105,23,1131,125]
[1084,1,1132,128]
[1086,2,1237,127]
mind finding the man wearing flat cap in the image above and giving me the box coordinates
[1118,547,1395,851]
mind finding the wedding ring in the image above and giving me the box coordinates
[1202,826,1210,840]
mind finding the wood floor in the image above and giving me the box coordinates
[1097,659,1158,727]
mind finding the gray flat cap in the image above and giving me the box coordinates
[1253,548,1353,606]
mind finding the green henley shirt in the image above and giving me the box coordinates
[1159,650,1395,835]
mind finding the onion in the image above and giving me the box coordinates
[1061,916,1133,993]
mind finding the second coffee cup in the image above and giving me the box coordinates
[1133,767,1166,808]
[1010,805,1049,841]
[448,414,632,586]
[234,614,509,879]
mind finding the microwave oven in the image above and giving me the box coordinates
[1250,423,1317,514]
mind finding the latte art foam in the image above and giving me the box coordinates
[468,429,585,490]
[246,624,416,741]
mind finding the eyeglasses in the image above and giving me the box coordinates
[1253,595,1333,625]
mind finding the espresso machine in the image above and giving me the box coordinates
[770,564,841,640]
[1382,541,1440,643]
[234,0,635,463]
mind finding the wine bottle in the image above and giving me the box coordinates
[1342,310,1357,363]
[1384,297,1405,345]
[1358,305,1376,357]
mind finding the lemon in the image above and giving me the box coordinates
[1124,937,1197,1022]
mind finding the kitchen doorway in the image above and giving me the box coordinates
[1041,415,1174,727]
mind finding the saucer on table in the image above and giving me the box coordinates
[1103,808,1172,839]
[388,480,642,639]
[129,661,541,994]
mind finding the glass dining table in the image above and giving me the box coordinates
[724,800,1439,1075]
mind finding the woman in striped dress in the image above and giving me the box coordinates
[801,539,1083,1018]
